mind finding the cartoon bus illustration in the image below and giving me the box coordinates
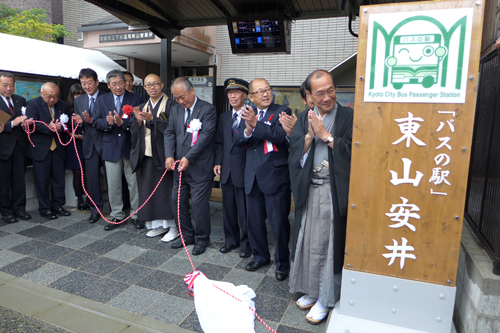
[385,34,447,90]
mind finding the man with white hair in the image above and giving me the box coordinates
[26,82,71,219]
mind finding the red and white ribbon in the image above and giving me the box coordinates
[264,140,277,154]
[187,119,202,147]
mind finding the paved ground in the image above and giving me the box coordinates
[0,201,327,333]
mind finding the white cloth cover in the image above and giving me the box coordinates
[189,272,256,333]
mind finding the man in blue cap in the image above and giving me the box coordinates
[214,78,251,258]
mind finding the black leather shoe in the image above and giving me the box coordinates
[14,211,31,220]
[2,215,18,223]
[89,214,100,224]
[133,219,145,229]
[53,207,71,216]
[104,218,122,230]
[192,243,207,256]
[275,270,289,281]
[245,260,270,272]
[239,247,252,258]
[41,211,57,220]
[171,238,194,249]
[78,203,86,210]
[219,244,237,254]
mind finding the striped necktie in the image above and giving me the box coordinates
[231,112,238,136]
[7,98,14,116]
[258,110,265,122]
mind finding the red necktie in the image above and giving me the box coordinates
[7,98,14,116]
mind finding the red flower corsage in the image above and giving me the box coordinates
[122,105,133,119]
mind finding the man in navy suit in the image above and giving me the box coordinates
[72,68,104,224]
[214,78,250,258]
[165,77,217,255]
[93,70,144,230]
[0,72,31,223]
[27,82,71,219]
[233,78,292,281]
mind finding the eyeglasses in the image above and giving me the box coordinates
[313,88,335,99]
[145,82,161,89]
[42,93,59,100]
[250,87,272,97]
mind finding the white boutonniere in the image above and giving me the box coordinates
[186,118,202,133]
[264,121,271,126]
[59,113,69,132]
[187,119,202,147]
[21,106,26,116]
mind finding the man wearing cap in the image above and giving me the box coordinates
[214,78,251,258]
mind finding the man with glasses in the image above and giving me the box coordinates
[214,78,251,258]
[233,78,292,281]
[164,77,217,255]
[0,72,31,223]
[130,74,178,242]
[93,70,144,230]
[287,70,353,324]
[26,82,71,219]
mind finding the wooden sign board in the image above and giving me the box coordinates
[344,0,484,287]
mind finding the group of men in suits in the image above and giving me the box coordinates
[0,69,354,313]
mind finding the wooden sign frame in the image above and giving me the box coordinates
[344,0,484,287]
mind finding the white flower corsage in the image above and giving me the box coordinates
[59,113,69,132]
[187,119,202,146]
[21,106,26,116]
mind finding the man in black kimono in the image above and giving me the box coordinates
[288,70,353,325]
[130,74,178,241]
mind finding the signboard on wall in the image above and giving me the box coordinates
[16,81,43,101]
[187,76,214,104]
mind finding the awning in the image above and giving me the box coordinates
[0,33,143,85]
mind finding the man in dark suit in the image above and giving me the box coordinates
[233,78,292,281]
[93,70,144,230]
[165,77,217,255]
[0,72,31,223]
[214,78,250,258]
[72,68,104,224]
[27,82,71,219]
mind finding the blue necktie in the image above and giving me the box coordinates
[232,112,238,136]
[258,110,265,121]
[115,96,121,114]
[89,97,95,116]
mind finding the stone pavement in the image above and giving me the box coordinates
[0,202,327,333]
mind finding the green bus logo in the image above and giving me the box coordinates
[385,34,448,90]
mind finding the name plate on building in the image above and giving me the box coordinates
[99,31,155,43]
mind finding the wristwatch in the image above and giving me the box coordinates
[325,135,334,144]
